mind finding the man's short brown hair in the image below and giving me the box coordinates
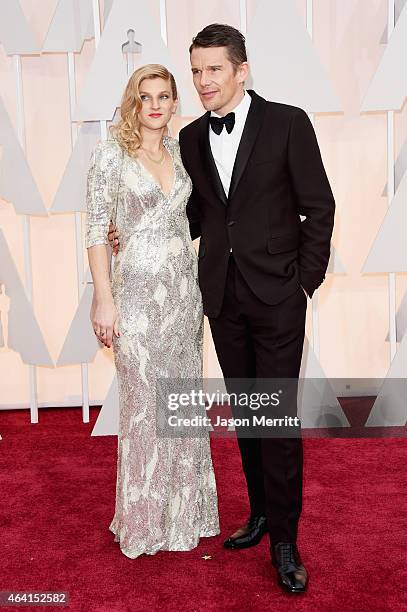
[189,23,247,70]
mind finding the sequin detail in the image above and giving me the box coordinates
[85,136,220,558]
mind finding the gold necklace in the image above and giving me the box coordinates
[141,146,165,165]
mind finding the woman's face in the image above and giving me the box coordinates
[137,77,177,132]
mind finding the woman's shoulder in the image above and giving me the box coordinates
[90,138,124,168]
[92,137,123,158]
[163,135,180,153]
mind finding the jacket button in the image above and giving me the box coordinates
[227,220,235,226]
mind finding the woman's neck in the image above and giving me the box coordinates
[139,126,166,152]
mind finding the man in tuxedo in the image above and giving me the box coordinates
[109,23,335,594]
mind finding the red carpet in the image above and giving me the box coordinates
[0,407,405,611]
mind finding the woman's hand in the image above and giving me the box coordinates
[90,296,120,348]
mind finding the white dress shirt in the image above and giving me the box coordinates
[209,90,251,198]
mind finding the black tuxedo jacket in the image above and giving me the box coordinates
[178,90,335,318]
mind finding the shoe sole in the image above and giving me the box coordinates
[223,530,268,550]
[278,578,308,594]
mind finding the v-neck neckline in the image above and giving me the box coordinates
[135,136,176,199]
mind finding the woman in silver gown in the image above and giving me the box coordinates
[85,64,219,558]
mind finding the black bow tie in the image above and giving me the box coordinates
[209,112,235,135]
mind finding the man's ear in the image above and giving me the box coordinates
[237,62,249,85]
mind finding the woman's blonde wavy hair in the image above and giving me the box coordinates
[109,64,178,158]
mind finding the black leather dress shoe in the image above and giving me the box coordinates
[223,515,268,549]
[271,542,308,593]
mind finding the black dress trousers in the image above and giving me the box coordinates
[208,254,307,544]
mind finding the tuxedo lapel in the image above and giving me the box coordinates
[228,90,267,200]
[198,112,227,206]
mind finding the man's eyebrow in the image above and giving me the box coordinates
[191,64,223,70]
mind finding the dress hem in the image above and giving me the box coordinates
[109,523,221,559]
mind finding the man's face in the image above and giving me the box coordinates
[190,46,248,116]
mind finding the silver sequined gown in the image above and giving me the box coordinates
[85,135,220,558]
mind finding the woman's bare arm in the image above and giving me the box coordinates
[87,244,120,348]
